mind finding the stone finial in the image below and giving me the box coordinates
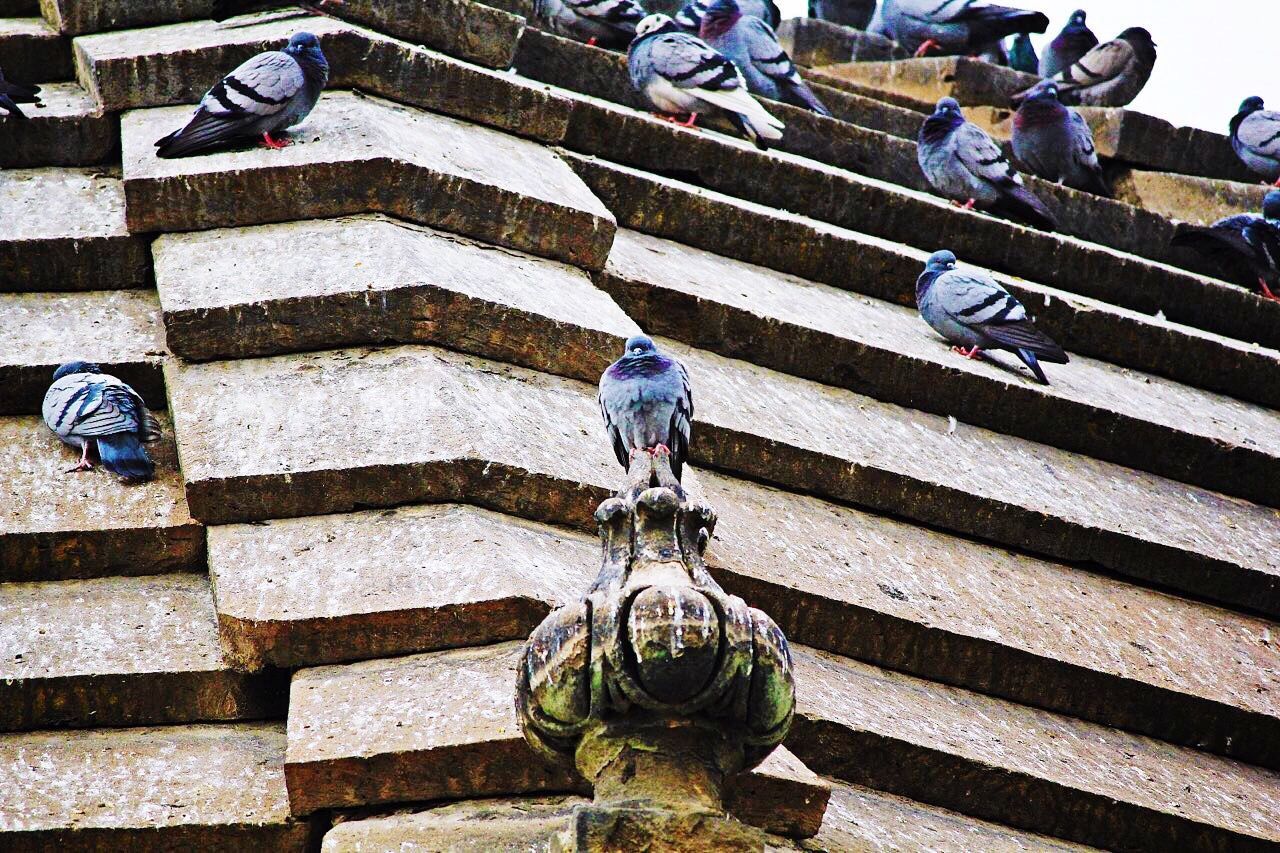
[515,451,795,850]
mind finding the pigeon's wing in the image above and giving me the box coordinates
[666,361,694,480]
[598,380,631,469]
[565,0,645,29]
[1051,37,1132,94]
[1243,219,1280,277]
[953,121,1021,188]
[937,270,1067,361]
[740,19,830,115]
[49,378,149,439]
[1237,111,1280,159]
[0,94,27,119]
[674,0,706,29]
[648,32,743,92]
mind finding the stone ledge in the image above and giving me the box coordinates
[0,18,70,82]
[329,0,524,70]
[0,82,114,168]
[41,0,211,36]
[1111,170,1271,227]
[775,17,905,67]
[812,56,1039,110]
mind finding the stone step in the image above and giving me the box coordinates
[284,641,831,838]
[41,0,212,36]
[0,17,70,81]
[3,0,38,16]
[0,723,316,851]
[0,289,163,414]
[327,0,524,70]
[0,573,286,730]
[0,167,150,292]
[0,413,203,583]
[121,91,614,270]
[789,646,1280,852]
[775,16,906,67]
[0,81,113,167]
[1111,169,1272,227]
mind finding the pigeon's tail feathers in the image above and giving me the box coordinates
[962,7,1050,46]
[1170,224,1251,258]
[1081,165,1112,197]
[0,94,28,119]
[96,433,155,481]
[155,108,251,158]
[783,76,831,117]
[1015,349,1051,384]
[977,318,1069,364]
[140,408,162,443]
[989,185,1058,231]
[696,86,784,142]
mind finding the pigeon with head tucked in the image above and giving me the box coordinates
[676,0,779,31]
[700,0,830,116]
[869,0,1048,58]
[533,0,647,48]
[0,67,39,119]
[1039,9,1096,78]
[916,250,1069,384]
[43,362,162,481]
[1006,33,1038,74]
[599,335,693,481]
[155,31,329,158]
[918,97,1057,230]
[1230,97,1280,185]
[628,13,784,148]
[1018,26,1155,107]
[1170,190,1280,301]
[1012,80,1109,196]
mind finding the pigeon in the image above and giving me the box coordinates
[154,31,329,158]
[700,0,831,117]
[916,250,1068,384]
[807,0,873,29]
[533,0,647,48]
[868,0,1048,58]
[1006,32,1038,74]
[918,97,1057,230]
[42,362,162,481]
[1170,190,1280,301]
[1038,9,1096,79]
[1011,80,1110,196]
[676,0,779,31]
[599,335,693,481]
[628,14,784,148]
[0,67,40,120]
[210,0,343,22]
[1017,27,1155,107]
[1229,97,1280,185]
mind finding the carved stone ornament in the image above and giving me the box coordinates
[515,450,796,850]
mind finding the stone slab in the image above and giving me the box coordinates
[151,214,632,362]
[0,723,315,852]
[803,78,922,140]
[0,414,203,582]
[0,573,286,730]
[0,289,164,414]
[813,56,1042,110]
[788,646,1280,852]
[121,92,614,270]
[0,17,70,82]
[0,82,114,168]
[1077,106,1258,182]
[329,0,524,69]
[775,17,904,67]
[0,167,150,292]
[2,0,37,15]
[40,0,211,36]
[285,641,830,837]
[1112,169,1271,227]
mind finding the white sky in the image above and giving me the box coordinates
[777,0,1280,132]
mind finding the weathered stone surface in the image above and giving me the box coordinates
[0,17,70,82]
[322,796,583,852]
[122,92,614,270]
[40,0,210,36]
[330,0,524,69]
[775,17,903,67]
[285,642,829,837]
[801,79,922,139]
[1,0,37,16]
[814,56,1042,109]
[1111,169,1271,227]
[152,215,632,362]
[0,168,150,292]
[0,82,113,168]
[0,573,286,730]
[0,723,315,852]
[599,229,1280,508]
[0,414,203,582]
[788,646,1280,852]
[0,290,164,414]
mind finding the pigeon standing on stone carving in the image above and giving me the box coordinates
[916,250,1068,384]
[700,0,830,117]
[918,97,1057,230]
[1229,97,1280,185]
[628,14,784,148]
[1012,80,1109,196]
[599,335,693,481]
[154,31,329,158]
[1006,33,1038,74]
[0,67,40,119]
[1018,27,1155,107]
[42,362,162,481]
[533,0,647,48]
[1038,9,1096,79]
[868,0,1048,58]
[1170,190,1280,302]
[676,0,779,32]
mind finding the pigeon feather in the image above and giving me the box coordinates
[1012,80,1109,196]
[676,0,778,31]
[1171,190,1280,298]
[1020,27,1155,107]
[700,0,830,116]
[1230,97,1280,183]
[43,362,161,481]
[1039,9,1096,78]
[533,0,647,48]
[598,335,693,481]
[870,0,1048,56]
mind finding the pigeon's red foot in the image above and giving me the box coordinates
[1260,278,1280,301]
[962,198,976,210]
[66,444,93,473]
[652,443,672,456]
[1272,177,1280,188]
[652,112,701,131]
[914,38,941,57]
[951,345,983,359]
[676,112,698,127]
[586,37,598,46]
[260,132,290,150]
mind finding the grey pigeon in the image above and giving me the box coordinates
[43,362,162,481]
[676,0,778,31]
[1171,190,1280,301]
[533,0,647,48]
[1018,27,1155,107]
[1006,32,1037,73]
[0,67,39,119]
[868,0,1048,57]
[1012,80,1109,196]
[628,14,784,148]
[916,250,1069,384]
[155,32,329,158]
[1230,97,1280,185]
[700,0,830,117]
[807,0,874,29]
[918,97,1057,231]
[599,335,693,481]
[1039,9,1097,79]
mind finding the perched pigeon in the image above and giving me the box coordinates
[868,0,1048,58]
[1018,27,1155,107]
[42,362,162,481]
[807,0,873,29]
[918,97,1057,230]
[1012,80,1109,196]
[700,0,830,116]
[154,31,329,158]
[0,67,40,120]
[1038,9,1096,79]
[1229,97,1280,185]
[916,250,1068,384]
[210,0,342,21]
[599,335,693,481]
[1006,32,1037,74]
[676,0,779,31]
[1170,190,1280,301]
[533,0,647,48]
[628,14,784,148]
